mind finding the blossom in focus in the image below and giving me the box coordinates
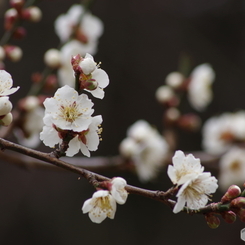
[119,120,169,182]
[82,190,117,224]
[0,70,19,96]
[65,115,103,157]
[218,147,245,191]
[55,4,103,46]
[42,85,94,132]
[78,53,109,99]
[202,111,245,155]
[188,64,215,111]
[168,150,218,213]
[110,177,128,205]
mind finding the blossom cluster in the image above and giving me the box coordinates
[119,120,169,182]
[82,177,128,223]
[0,70,19,126]
[168,150,218,213]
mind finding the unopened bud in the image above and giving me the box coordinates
[155,85,174,103]
[221,185,241,203]
[20,96,40,111]
[71,54,82,74]
[164,107,180,124]
[10,0,24,10]
[178,113,201,131]
[13,26,26,39]
[205,214,220,229]
[0,97,12,116]
[81,79,98,91]
[23,6,42,22]
[221,211,236,224]
[165,72,185,89]
[0,112,13,126]
[4,45,22,62]
[4,8,18,30]
[230,197,245,209]
[237,208,245,222]
[44,49,61,68]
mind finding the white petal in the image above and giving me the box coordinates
[66,136,80,157]
[92,69,109,88]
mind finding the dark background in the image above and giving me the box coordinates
[0,0,245,244]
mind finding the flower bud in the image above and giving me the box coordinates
[237,208,245,222]
[4,45,22,62]
[230,197,245,209]
[155,85,174,103]
[10,0,24,10]
[221,185,241,203]
[221,211,236,224]
[80,79,98,91]
[205,214,220,229]
[4,8,18,30]
[177,113,201,131]
[164,107,180,125]
[0,112,13,126]
[44,49,61,68]
[71,54,82,74]
[0,97,12,116]
[165,72,185,89]
[19,96,40,111]
[22,6,42,22]
[13,26,26,39]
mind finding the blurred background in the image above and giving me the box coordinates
[0,0,245,244]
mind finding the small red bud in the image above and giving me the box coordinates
[13,26,26,39]
[71,54,83,74]
[10,0,24,10]
[205,214,220,229]
[230,197,245,209]
[221,185,241,203]
[237,208,245,222]
[221,211,236,224]
[177,113,201,131]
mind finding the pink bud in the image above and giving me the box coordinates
[205,214,220,229]
[230,197,245,209]
[10,0,24,10]
[221,185,241,203]
[177,113,201,132]
[71,54,83,74]
[221,211,236,224]
[13,26,26,39]
[237,208,245,222]
[4,45,22,62]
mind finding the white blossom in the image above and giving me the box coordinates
[0,70,19,96]
[120,120,169,182]
[110,177,128,205]
[167,150,218,213]
[188,64,215,111]
[218,147,245,191]
[82,190,117,224]
[66,115,103,157]
[55,4,103,45]
[0,96,12,116]
[202,111,245,155]
[42,85,94,132]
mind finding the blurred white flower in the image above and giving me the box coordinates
[218,147,245,191]
[82,190,117,224]
[188,64,215,111]
[120,120,169,182]
[0,96,12,116]
[165,72,185,89]
[42,85,94,132]
[66,115,103,157]
[0,70,19,96]
[110,177,128,205]
[155,85,175,104]
[202,111,245,155]
[167,150,218,213]
[55,4,103,45]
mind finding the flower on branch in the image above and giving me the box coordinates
[82,190,117,224]
[0,70,19,96]
[120,120,169,182]
[168,150,218,213]
[188,63,215,111]
[110,177,128,204]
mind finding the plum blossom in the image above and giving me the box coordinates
[55,4,103,45]
[82,190,117,224]
[167,150,218,213]
[218,147,245,191]
[120,120,169,182]
[42,85,94,132]
[202,111,245,155]
[65,115,103,157]
[188,64,215,111]
[110,177,128,205]
[0,70,19,96]
[79,53,109,99]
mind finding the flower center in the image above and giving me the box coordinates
[59,101,82,123]
[97,196,112,211]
